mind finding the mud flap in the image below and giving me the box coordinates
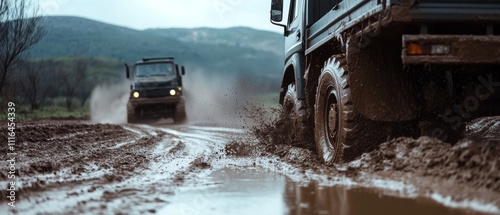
[347,37,418,122]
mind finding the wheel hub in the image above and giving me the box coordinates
[326,91,339,140]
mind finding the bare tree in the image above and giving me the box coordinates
[58,67,76,111]
[74,59,91,107]
[0,0,45,95]
[19,61,43,110]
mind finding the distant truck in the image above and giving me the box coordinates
[270,0,500,163]
[125,57,187,124]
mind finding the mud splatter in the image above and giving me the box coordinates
[183,69,264,126]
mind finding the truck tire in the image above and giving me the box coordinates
[174,98,187,124]
[314,56,375,163]
[283,83,314,148]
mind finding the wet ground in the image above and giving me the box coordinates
[0,117,499,214]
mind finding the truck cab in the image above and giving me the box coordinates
[125,57,187,124]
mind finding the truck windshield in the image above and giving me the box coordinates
[135,63,175,78]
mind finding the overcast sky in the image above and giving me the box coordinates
[39,0,282,33]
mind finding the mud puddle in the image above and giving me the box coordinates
[158,167,488,215]
[158,168,287,215]
[286,182,493,215]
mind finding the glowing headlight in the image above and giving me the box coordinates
[169,89,176,96]
[133,92,140,98]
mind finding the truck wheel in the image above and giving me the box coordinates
[283,83,313,148]
[314,56,372,163]
[174,99,187,124]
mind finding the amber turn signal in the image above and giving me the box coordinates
[407,43,424,55]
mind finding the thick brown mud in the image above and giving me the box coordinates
[249,112,500,211]
[0,121,134,180]
[0,116,498,214]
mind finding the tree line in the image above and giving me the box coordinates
[10,59,98,111]
[1,1,121,111]
[1,0,44,106]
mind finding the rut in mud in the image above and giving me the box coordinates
[0,120,252,214]
[0,122,159,201]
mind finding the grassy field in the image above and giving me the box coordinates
[0,105,89,121]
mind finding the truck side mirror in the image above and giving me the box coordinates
[270,0,283,22]
[181,66,186,75]
[125,64,130,79]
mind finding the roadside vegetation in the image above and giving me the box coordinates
[0,57,123,120]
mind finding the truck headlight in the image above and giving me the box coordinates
[133,92,140,98]
[170,89,176,96]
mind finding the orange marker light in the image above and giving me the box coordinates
[407,43,424,55]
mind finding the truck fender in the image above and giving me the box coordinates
[280,53,306,104]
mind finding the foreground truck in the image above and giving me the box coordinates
[125,57,187,124]
[270,0,500,163]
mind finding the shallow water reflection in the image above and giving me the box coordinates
[285,181,485,215]
[159,167,488,215]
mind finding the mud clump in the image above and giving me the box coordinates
[191,158,211,169]
[225,140,255,157]
[355,116,500,192]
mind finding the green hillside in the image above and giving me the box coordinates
[30,16,284,80]
[145,27,283,55]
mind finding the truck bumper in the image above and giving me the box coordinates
[402,35,500,64]
[127,96,182,116]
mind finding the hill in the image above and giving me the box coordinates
[145,27,283,55]
[30,16,284,81]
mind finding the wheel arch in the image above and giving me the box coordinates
[280,54,306,105]
[280,64,295,104]
[304,38,344,110]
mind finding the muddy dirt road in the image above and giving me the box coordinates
[1,117,499,215]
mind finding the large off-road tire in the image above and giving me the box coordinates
[174,98,187,124]
[314,56,377,164]
[282,83,314,148]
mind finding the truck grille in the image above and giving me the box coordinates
[143,89,170,98]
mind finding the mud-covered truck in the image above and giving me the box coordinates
[270,0,500,163]
[125,57,187,124]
